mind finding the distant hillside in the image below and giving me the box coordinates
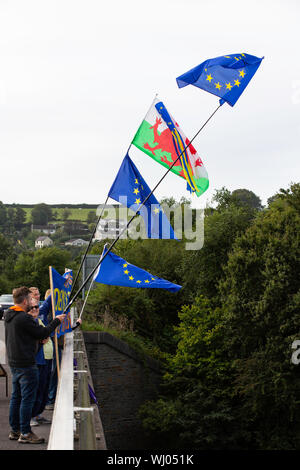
[5,203,100,208]
[4,203,120,224]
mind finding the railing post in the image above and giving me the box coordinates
[47,331,74,450]
[74,328,97,450]
[48,307,103,450]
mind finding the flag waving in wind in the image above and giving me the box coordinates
[108,153,177,239]
[176,53,263,107]
[132,97,209,197]
[94,246,181,292]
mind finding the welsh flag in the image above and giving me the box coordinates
[132,97,209,197]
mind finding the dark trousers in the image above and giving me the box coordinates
[32,360,52,417]
[47,344,62,405]
[9,366,39,434]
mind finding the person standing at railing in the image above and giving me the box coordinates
[44,292,82,411]
[29,287,55,418]
[4,286,66,444]
[27,298,53,427]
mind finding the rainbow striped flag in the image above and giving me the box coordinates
[132,97,209,197]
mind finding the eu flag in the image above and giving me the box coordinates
[94,246,181,292]
[176,53,263,106]
[108,153,177,239]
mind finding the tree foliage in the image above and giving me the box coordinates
[87,238,186,349]
[217,184,300,448]
[13,246,72,295]
[139,183,300,449]
[1,185,300,449]
[0,202,26,234]
[31,203,53,225]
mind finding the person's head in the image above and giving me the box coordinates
[45,289,51,299]
[28,299,40,319]
[12,286,32,313]
[29,287,40,302]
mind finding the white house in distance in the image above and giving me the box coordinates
[65,238,89,247]
[35,236,54,249]
[94,218,129,241]
[31,224,57,235]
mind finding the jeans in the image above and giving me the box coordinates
[32,360,52,417]
[9,366,39,435]
[47,344,62,405]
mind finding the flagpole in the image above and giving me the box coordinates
[62,103,222,315]
[70,91,160,296]
[69,195,109,299]
[70,129,142,297]
[77,276,94,320]
[77,244,107,320]
[142,103,222,196]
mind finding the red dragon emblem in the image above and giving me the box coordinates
[143,118,183,171]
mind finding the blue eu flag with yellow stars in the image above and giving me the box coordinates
[93,246,181,292]
[176,53,263,106]
[108,153,177,239]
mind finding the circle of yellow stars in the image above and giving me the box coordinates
[133,178,161,216]
[133,178,142,204]
[204,55,247,93]
[122,262,157,285]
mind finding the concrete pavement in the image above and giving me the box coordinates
[0,364,52,451]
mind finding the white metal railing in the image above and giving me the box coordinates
[47,307,99,450]
[47,330,74,450]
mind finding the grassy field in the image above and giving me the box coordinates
[23,205,133,224]
[23,207,97,223]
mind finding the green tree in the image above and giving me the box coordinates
[86,210,97,225]
[31,203,52,225]
[231,188,263,210]
[212,187,263,211]
[0,202,7,231]
[5,207,15,234]
[179,190,257,301]
[211,187,232,210]
[88,238,185,349]
[139,296,239,449]
[14,246,71,294]
[0,234,17,292]
[0,233,11,282]
[62,207,71,221]
[15,206,26,228]
[218,183,300,449]
[140,183,300,450]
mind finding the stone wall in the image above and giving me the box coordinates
[83,331,161,450]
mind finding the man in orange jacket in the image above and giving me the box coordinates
[4,286,66,444]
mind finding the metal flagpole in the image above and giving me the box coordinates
[77,276,94,320]
[62,103,222,315]
[69,195,109,299]
[77,244,107,320]
[70,92,159,299]
[70,129,140,299]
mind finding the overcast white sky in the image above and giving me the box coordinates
[0,0,299,208]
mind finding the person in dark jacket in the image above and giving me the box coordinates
[28,299,53,426]
[4,286,66,444]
